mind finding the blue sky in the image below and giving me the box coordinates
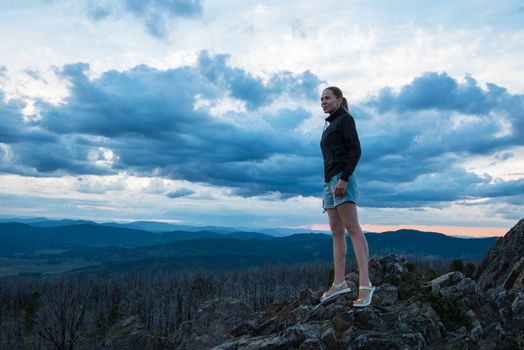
[0,0,523,236]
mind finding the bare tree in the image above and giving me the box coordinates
[35,275,89,350]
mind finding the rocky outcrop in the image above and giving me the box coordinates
[173,297,257,350]
[193,254,523,350]
[166,219,524,349]
[474,218,524,291]
[97,316,174,350]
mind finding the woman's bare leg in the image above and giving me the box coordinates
[336,202,371,301]
[323,208,348,296]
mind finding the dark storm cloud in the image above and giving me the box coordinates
[369,73,499,114]
[3,51,322,196]
[197,51,322,109]
[10,140,116,176]
[85,0,202,38]
[2,54,523,207]
[367,72,523,143]
[362,72,524,158]
[355,72,524,207]
[0,92,56,146]
[358,167,489,208]
[0,92,27,144]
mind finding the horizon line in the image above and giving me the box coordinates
[300,223,507,238]
[0,215,509,238]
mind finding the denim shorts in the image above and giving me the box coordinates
[322,171,359,209]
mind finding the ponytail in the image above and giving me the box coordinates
[341,96,349,111]
[325,86,349,111]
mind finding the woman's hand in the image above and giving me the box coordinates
[335,179,347,198]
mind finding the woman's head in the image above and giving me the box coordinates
[321,86,348,114]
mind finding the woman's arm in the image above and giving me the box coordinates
[339,114,361,182]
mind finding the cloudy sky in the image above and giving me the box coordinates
[1,0,523,237]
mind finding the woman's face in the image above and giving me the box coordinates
[321,89,340,114]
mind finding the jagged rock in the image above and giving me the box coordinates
[281,323,322,343]
[401,332,426,348]
[256,315,281,336]
[469,324,483,342]
[174,297,255,350]
[367,258,385,284]
[483,289,515,328]
[173,320,192,347]
[421,318,445,344]
[380,311,400,328]
[212,333,301,350]
[353,308,386,331]
[372,255,409,286]
[184,243,524,350]
[255,300,303,336]
[254,298,304,337]
[466,309,482,329]
[475,218,524,291]
[511,291,524,316]
[319,322,337,350]
[98,316,172,350]
[298,288,317,305]
[439,277,479,307]
[483,322,506,341]
[330,310,353,332]
[504,256,524,290]
[214,323,324,350]
[314,299,352,321]
[230,319,258,337]
[299,338,325,350]
[353,254,415,288]
[398,299,447,340]
[510,291,524,334]
[290,305,311,324]
[266,300,288,310]
[427,271,465,292]
[352,331,426,349]
[352,333,399,349]
[374,283,398,305]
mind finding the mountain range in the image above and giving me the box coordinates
[0,217,499,276]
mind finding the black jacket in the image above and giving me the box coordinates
[320,106,361,182]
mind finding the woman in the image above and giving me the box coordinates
[319,86,375,307]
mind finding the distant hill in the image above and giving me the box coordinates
[365,229,497,258]
[0,219,500,276]
[0,222,274,256]
[100,221,240,234]
[61,230,498,275]
[15,219,99,227]
[0,216,329,236]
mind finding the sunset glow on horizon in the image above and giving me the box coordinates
[303,224,507,238]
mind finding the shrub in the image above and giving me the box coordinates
[424,268,437,281]
[449,259,464,273]
[405,262,416,272]
[464,263,476,278]
[427,292,473,331]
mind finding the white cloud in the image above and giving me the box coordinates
[464,146,524,181]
